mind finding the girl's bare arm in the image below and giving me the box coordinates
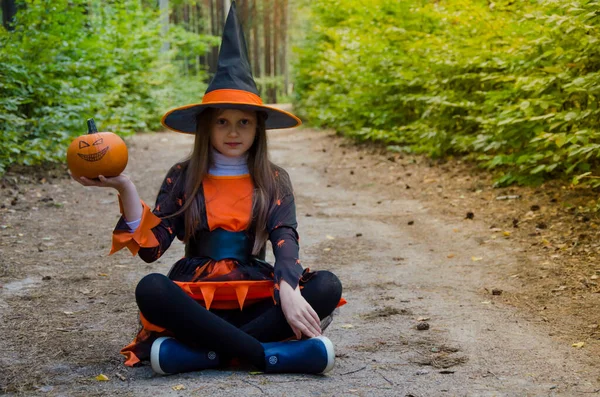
[73,174,142,222]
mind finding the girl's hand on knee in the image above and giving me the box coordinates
[279,280,321,339]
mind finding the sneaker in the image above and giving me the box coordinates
[150,337,220,375]
[262,336,335,374]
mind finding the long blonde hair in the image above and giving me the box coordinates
[171,107,289,255]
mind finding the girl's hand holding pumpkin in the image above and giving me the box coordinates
[73,173,132,193]
[279,280,322,339]
[71,173,143,221]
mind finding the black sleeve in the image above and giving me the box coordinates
[111,164,186,263]
[268,169,304,290]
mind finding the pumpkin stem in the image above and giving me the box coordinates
[87,118,98,134]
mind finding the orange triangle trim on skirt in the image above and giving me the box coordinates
[174,280,276,311]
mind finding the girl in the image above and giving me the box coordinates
[73,2,343,375]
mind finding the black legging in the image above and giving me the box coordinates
[135,271,343,369]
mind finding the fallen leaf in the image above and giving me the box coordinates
[323,248,331,252]
[572,342,585,348]
[249,371,263,375]
[98,273,109,277]
[502,231,511,237]
[326,235,335,240]
[95,374,109,381]
[447,253,455,258]
[172,384,186,391]
[472,256,483,261]
[523,211,536,220]
[340,324,354,329]
[496,195,521,201]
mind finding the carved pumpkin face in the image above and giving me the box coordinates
[67,132,128,179]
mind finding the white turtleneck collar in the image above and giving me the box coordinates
[208,147,249,176]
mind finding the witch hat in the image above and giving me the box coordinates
[161,1,301,133]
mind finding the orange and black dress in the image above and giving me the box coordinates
[110,161,344,367]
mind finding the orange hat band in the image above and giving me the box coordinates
[202,89,263,105]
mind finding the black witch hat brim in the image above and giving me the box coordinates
[161,1,301,133]
[161,89,302,133]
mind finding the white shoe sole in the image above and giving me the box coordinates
[150,336,171,375]
[314,335,335,374]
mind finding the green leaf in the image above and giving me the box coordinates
[555,135,567,148]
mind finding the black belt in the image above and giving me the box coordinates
[185,228,252,262]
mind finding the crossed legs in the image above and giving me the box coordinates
[134,271,342,369]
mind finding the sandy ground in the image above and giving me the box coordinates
[1,125,599,396]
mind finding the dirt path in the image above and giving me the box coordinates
[1,126,599,396]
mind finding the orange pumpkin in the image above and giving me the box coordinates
[67,119,128,179]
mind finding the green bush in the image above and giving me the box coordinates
[0,0,215,174]
[293,0,600,186]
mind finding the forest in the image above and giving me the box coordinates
[0,0,291,173]
[3,0,600,189]
[294,0,600,187]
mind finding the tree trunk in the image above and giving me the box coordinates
[183,3,189,29]
[197,2,205,73]
[273,0,279,103]
[183,3,190,76]
[216,0,222,35]
[224,0,231,20]
[159,0,169,52]
[241,0,250,47]
[263,0,273,103]
[282,0,288,96]
[251,0,260,81]
[1,0,17,31]
[210,0,218,75]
